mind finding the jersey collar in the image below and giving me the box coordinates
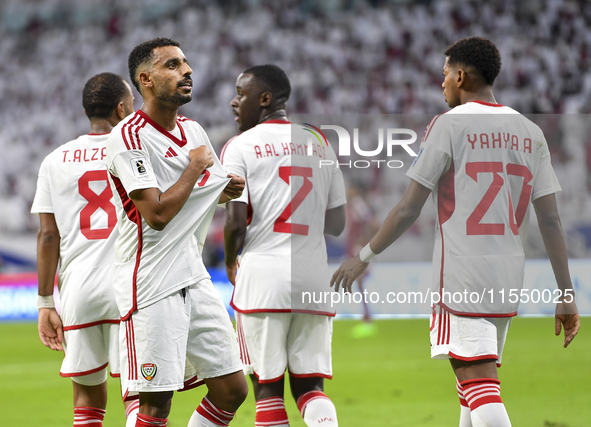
[138,110,187,147]
[260,119,291,124]
[469,100,504,107]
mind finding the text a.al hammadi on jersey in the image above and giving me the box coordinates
[221,120,346,315]
[107,111,230,319]
[31,133,120,328]
[406,101,561,317]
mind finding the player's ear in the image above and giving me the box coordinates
[138,71,153,92]
[260,91,272,108]
[116,101,126,120]
[456,68,466,88]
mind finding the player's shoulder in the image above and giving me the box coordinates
[108,111,148,152]
[220,134,243,163]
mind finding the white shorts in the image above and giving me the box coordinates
[236,312,333,383]
[430,305,511,366]
[61,322,120,379]
[120,278,242,395]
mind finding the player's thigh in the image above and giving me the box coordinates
[238,311,291,382]
[430,305,511,364]
[287,313,333,378]
[186,279,242,380]
[61,324,111,377]
[122,290,190,392]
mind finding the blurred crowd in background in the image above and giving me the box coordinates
[2,0,591,268]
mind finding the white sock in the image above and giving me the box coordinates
[456,378,472,427]
[125,399,139,427]
[470,403,511,427]
[459,405,472,427]
[187,396,235,427]
[188,411,216,427]
[296,391,338,427]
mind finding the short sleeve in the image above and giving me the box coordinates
[221,137,248,204]
[326,143,346,209]
[405,114,453,190]
[31,156,54,214]
[531,134,562,201]
[109,150,159,195]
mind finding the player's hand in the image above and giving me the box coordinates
[189,145,214,171]
[220,174,245,203]
[226,261,237,286]
[555,300,580,348]
[330,255,369,293]
[38,308,64,351]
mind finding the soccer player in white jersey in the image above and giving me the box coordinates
[32,72,139,427]
[222,65,346,427]
[106,38,248,427]
[331,37,580,426]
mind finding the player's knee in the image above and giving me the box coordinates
[227,377,249,410]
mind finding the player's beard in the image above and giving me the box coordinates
[156,90,192,107]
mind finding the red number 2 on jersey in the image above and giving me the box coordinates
[78,170,117,240]
[466,161,533,236]
[273,166,313,236]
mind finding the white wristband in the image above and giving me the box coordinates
[359,243,377,263]
[37,295,55,309]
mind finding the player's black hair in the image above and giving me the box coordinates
[128,37,181,93]
[445,37,501,86]
[243,64,291,103]
[82,72,128,119]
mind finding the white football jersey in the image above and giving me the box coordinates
[31,133,120,328]
[221,120,346,314]
[107,111,230,319]
[406,101,561,316]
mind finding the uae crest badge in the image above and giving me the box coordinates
[141,363,157,381]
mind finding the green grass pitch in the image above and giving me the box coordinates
[2,317,589,426]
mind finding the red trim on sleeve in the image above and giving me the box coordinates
[60,362,109,377]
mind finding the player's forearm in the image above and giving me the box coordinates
[224,202,248,266]
[37,229,60,297]
[224,224,246,267]
[137,161,207,230]
[324,205,346,236]
[538,215,573,293]
[533,194,574,294]
[369,202,420,254]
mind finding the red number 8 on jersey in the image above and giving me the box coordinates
[78,170,117,240]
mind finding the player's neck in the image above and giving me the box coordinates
[462,88,497,106]
[259,109,287,124]
[89,118,115,134]
[140,103,179,131]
